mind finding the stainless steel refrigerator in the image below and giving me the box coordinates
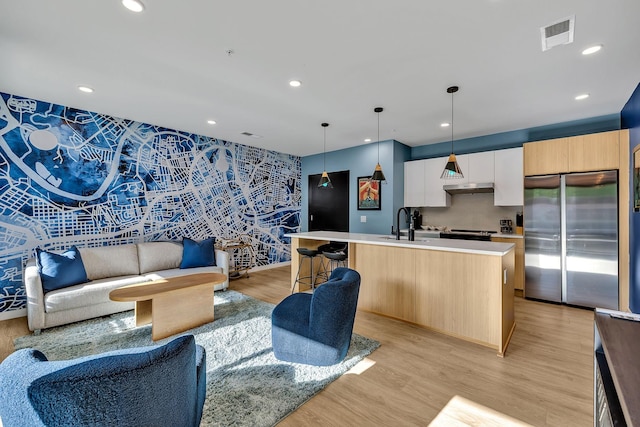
[524,171,618,309]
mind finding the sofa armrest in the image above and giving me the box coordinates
[24,258,45,332]
[215,249,230,290]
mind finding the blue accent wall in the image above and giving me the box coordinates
[0,92,301,316]
[411,114,620,159]
[301,140,410,234]
[622,83,640,313]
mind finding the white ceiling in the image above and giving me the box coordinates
[1,0,639,157]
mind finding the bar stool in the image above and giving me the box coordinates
[292,247,329,293]
[321,242,348,274]
[323,250,348,273]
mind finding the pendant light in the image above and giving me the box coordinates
[441,86,464,179]
[370,107,387,183]
[317,122,333,188]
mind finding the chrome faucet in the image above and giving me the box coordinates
[396,207,410,240]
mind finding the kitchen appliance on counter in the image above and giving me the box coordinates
[439,229,497,241]
[411,210,423,230]
[500,219,513,234]
[515,211,523,234]
[524,171,618,310]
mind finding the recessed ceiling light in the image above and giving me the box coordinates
[364,138,372,142]
[77,85,94,93]
[289,80,302,88]
[440,122,450,128]
[207,120,216,125]
[575,93,590,100]
[122,0,145,13]
[582,45,602,55]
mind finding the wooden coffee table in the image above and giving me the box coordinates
[109,272,226,341]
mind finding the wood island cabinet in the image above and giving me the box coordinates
[491,235,524,293]
[288,231,516,357]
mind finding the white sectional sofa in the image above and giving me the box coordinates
[24,241,229,332]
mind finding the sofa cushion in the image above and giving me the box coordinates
[137,241,183,274]
[36,246,89,293]
[79,245,140,280]
[180,238,216,269]
[44,275,148,313]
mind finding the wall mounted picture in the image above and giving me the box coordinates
[357,176,381,210]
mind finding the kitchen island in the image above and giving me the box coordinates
[287,231,515,356]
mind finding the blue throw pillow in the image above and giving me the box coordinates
[180,237,216,269]
[36,246,89,293]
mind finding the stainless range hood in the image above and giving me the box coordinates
[443,182,494,194]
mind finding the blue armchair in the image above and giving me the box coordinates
[272,267,361,366]
[0,335,206,427]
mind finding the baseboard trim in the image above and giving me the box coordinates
[0,308,26,321]
[250,261,290,272]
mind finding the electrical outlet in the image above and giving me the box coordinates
[360,216,366,223]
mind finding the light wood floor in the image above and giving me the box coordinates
[0,266,594,426]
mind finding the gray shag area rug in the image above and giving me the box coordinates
[14,291,380,427]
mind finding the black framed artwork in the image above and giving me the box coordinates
[357,176,381,210]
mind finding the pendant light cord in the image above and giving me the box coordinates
[446,86,459,155]
[450,90,454,154]
[377,111,380,163]
[323,126,327,170]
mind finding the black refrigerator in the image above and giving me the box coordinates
[524,170,618,309]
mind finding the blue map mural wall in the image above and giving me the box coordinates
[0,91,301,316]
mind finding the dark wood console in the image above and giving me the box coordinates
[594,308,640,426]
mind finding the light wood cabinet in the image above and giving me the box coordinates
[523,130,620,176]
[523,138,569,175]
[356,243,515,356]
[491,236,524,292]
[569,131,619,172]
[494,148,523,206]
[354,244,416,322]
[289,234,516,356]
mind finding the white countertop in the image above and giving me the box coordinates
[491,233,524,239]
[286,231,514,256]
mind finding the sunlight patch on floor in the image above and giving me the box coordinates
[345,357,376,375]
[429,395,532,427]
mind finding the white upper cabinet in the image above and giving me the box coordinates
[425,157,451,207]
[404,159,426,207]
[466,151,495,183]
[404,148,522,208]
[494,147,523,206]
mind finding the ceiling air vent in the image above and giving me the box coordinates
[240,131,263,139]
[540,15,575,51]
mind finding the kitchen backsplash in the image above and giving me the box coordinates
[417,193,521,231]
